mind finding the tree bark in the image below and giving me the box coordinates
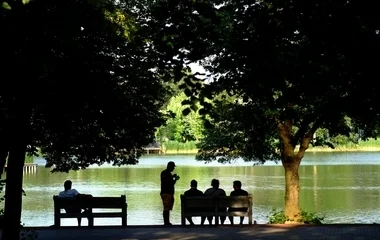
[1,144,26,240]
[278,119,315,223]
[1,111,29,240]
[282,154,301,222]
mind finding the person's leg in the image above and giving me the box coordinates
[201,216,206,225]
[161,194,173,225]
[207,216,213,225]
[186,217,195,225]
[163,210,171,225]
[220,216,226,225]
[229,216,234,225]
[66,208,82,226]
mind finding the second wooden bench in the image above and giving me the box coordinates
[180,194,253,225]
[53,195,127,227]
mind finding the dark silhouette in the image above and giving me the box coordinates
[202,179,226,225]
[160,161,180,225]
[58,180,92,226]
[183,179,204,225]
[228,180,249,225]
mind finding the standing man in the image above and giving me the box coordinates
[160,161,180,226]
[183,179,204,225]
[228,180,249,224]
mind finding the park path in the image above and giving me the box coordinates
[12,224,380,240]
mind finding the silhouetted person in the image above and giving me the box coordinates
[228,180,249,225]
[160,161,180,226]
[202,179,226,225]
[58,180,92,226]
[184,179,204,225]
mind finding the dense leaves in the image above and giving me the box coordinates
[0,0,170,238]
[148,0,380,222]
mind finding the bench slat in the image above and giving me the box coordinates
[60,212,124,218]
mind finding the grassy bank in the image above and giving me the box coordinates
[161,141,198,154]
[160,138,380,155]
[308,138,380,152]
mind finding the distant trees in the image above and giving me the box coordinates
[156,92,203,143]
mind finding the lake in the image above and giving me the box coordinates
[17,151,380,226]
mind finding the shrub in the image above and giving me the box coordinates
[267,208,324,224]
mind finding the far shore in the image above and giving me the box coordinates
[307,146,380,152]
[159,147,380,155]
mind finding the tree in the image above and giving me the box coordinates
[0,0,168,238]
[148,0,380,222]
[156,92,204,143]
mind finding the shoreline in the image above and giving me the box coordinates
[160,147,380,155]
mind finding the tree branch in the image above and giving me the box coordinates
[277,119,295,158]
[297,122,320,159]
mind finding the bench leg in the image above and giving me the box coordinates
[88,216,94,226]
[54,215,60,227]
[122,216,127,226]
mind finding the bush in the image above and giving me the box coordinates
[267,208,324,224]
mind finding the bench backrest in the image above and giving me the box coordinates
[180,196,217,209]
[218,195,252,208]
[53,195,127,209]
[181,194,252,209]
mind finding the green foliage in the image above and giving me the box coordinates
[0,0,172,236]
[156,92,204,143]
[268,208,324,224]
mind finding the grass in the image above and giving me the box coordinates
[161,138,380,155]
[162,141,198,154]
[308,138,380,152]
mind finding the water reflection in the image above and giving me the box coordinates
[20,152,380,226]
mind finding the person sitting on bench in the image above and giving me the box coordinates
[58,180,92,226]
[183,179,204,225]
[228,180,249,225]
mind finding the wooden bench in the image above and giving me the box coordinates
[53,195,127,227]
[180,194,253,225]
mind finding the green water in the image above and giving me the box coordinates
[18,152,380,226]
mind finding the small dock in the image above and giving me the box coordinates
[4,163,38,173]
[143,147,163,154]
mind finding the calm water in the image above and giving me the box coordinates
[18,152,380,226]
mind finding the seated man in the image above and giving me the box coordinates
[183,179,204,225]
[228,180,249,225]
[202,179,226,225]
[58,180,92,226]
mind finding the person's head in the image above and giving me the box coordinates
[233,180,242,190]
[167,161,176,171]
[190,179,198,188]
[64,180,72,191]
[211,179,219,188]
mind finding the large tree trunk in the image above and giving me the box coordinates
[1,139,27,240]
[1,110,29,240]
[282,155,302,222]
[278,117,315,223]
